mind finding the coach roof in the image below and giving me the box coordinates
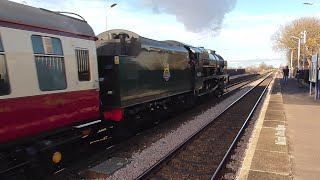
[0,0,95,38]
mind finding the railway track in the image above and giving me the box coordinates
[48,73,266,180]
[136,73,273,180]
[225,74,260,95]
[228,74,258,87]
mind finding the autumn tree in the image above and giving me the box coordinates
[272,17,320,68]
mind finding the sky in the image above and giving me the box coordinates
[9,0,320,67]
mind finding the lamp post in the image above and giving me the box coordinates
[291,36,301,69]
[289,48,294,77]
[106,3,117,31]
[300,30,307,70]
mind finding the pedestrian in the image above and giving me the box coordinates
[297,68,304,88]
[282,66,289,84]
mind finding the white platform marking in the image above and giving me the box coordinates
[275,125,286,145]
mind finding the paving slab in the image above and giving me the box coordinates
[267,104,284,111]
[263,120,285,128]
[250,150,290,174]
[269,97,282,102]
[268,101,283,105]
[247,170,291,180]
[256,128,288,153]
[264,110,285,121]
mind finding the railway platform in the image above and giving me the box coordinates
[238,75,320,180]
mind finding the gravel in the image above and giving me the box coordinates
[109,77,266,180]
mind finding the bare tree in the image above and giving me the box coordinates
[272,17,320,68]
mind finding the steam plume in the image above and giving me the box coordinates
[139,0,237,33]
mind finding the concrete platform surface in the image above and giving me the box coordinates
[282,78,320,180]
[238,74,320,180]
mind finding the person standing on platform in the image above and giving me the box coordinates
[296,68,304,88]
[282,66,289,84]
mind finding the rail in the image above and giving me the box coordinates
[211,73,273,179]
[136,73,273,179]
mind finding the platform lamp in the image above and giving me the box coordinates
[106,3,117,31]
[300,30,307,70]
[289,48,294,78]
[291,36,301,70]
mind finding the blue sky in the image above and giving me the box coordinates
[10,0,320,67]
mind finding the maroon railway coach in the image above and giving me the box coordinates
[0,1,105,175]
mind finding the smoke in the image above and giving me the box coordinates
[139,0,237,33]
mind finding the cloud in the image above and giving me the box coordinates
[138,0,237,33]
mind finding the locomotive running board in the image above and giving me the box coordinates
[74,120,102,129]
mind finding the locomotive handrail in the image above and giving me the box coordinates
[54,11,87,22]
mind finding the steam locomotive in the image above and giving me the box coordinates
[0,0,228,176]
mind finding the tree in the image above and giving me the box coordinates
[258,62,268,70]
[272,17,320,68]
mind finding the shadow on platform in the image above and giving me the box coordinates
[278,78,320,106]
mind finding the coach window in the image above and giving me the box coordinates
[31,35,66,91]
[75,49,90,81]
[0,34,11,96]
